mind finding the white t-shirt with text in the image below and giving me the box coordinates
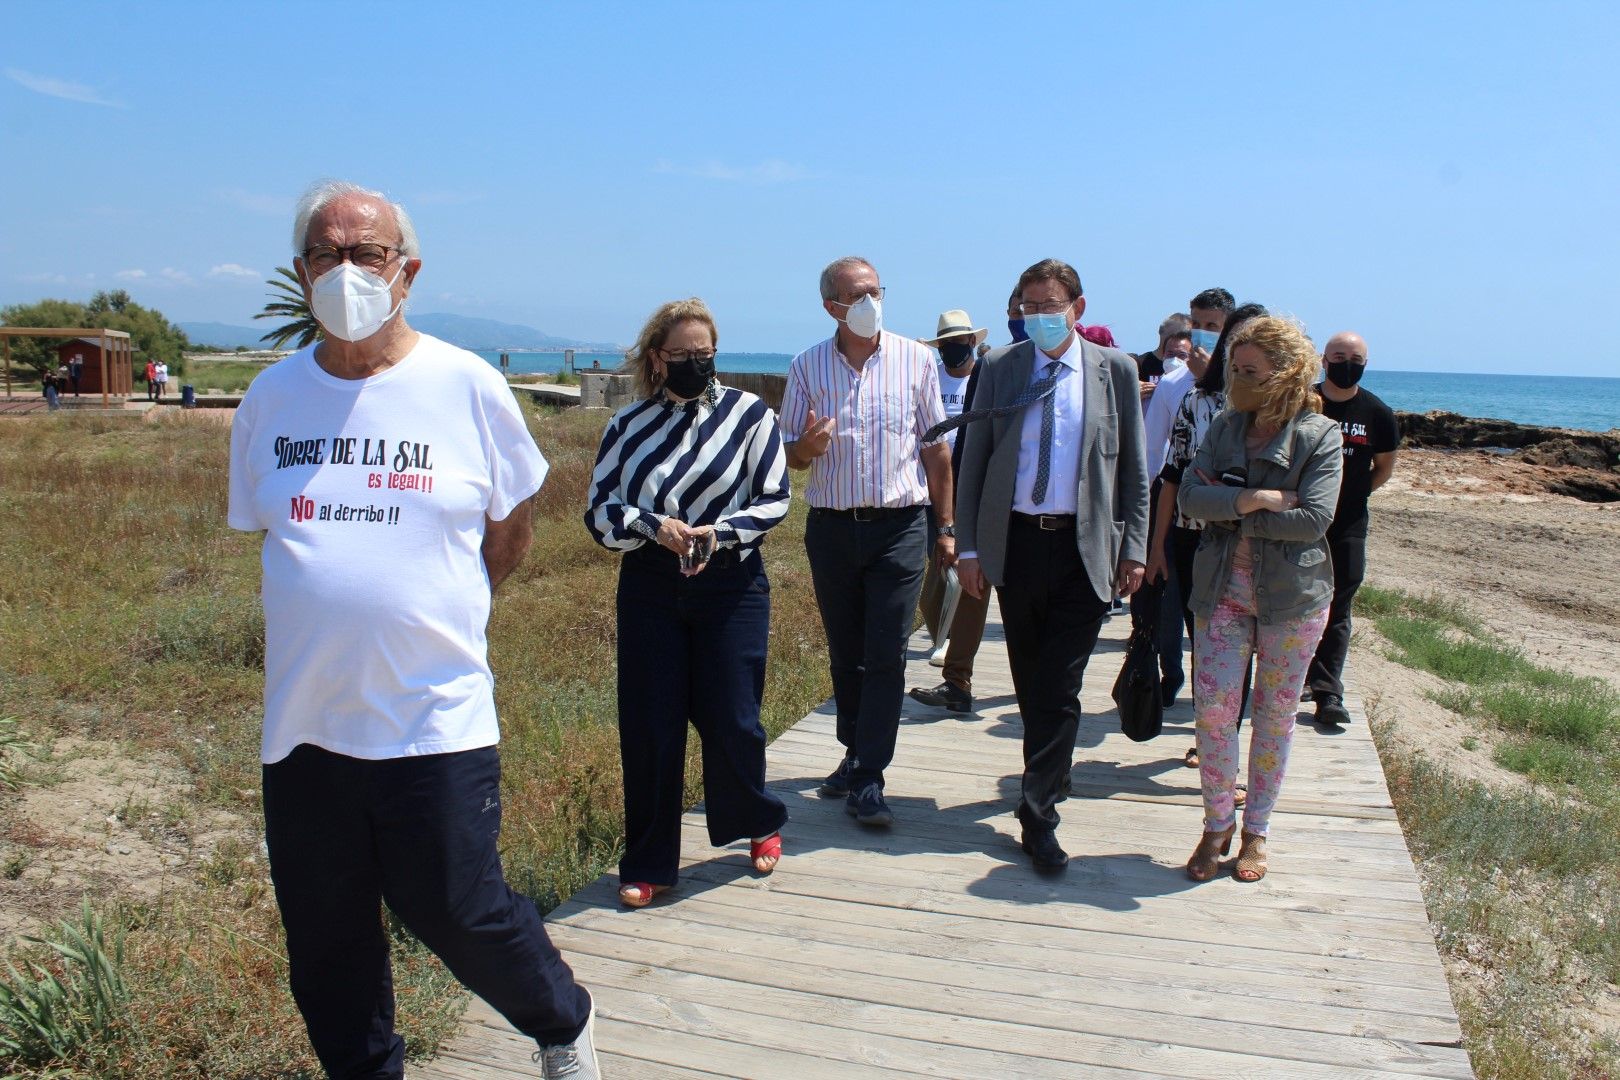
[228,334,548,764]
[936,361,972,449]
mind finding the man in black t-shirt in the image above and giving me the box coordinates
[1308,331,1399,727]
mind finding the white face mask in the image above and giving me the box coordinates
[309,260,408,343]
[840,294,883,339]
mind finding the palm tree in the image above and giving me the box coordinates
[254,267,322,349]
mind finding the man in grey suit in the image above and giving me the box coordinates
[953,258,1150,871]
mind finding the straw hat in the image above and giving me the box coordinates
[921,309,988,348]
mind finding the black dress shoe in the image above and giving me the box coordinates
[1160,674,1185,708]
[1020,829,1069,872]
[1315,696,1351,727]
[908,681,973,713]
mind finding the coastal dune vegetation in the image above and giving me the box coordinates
[0,404,830,1078]
[1359,587,1620,1078]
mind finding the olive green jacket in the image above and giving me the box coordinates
[1178,408,1343,622]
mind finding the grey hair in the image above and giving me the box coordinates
[290,179,421,258]
[1157,312,1192,341]
[819,256,875,302]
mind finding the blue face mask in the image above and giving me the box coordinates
[1189,328,1220,354]
[1025,313,1072,353]
[1008,317,1029,344]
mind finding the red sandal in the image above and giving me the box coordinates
[618,882,669,908]
[750,833,782,874]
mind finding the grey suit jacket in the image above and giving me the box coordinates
[955,337,1150,602]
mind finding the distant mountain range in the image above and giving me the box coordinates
[179,314,619,353]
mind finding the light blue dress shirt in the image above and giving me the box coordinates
[1012,331,1086,514]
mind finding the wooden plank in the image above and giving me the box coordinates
[568,883,1462,1030]
[550,910,1466,1064]
[418,607,1471,1078]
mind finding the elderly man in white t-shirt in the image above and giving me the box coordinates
[228,180,598,1080]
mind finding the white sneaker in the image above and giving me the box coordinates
[533,991,600,1079]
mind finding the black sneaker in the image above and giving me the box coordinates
[1315,696,1351,727]
[908,681,973,713]
[818,755,855,798]
[845,783,894,827]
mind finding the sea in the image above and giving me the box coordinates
[476,352,1620,434]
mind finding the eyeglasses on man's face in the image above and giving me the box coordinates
[1018,298,1073,316]
[831,286,885,308]
[302,243,406,275]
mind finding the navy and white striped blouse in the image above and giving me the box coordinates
[585,384,790,553]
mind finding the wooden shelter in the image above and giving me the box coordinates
[55,337,138,397]
[0,327,134,407]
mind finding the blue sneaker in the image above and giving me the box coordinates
[818,755,855,798]
[845,783,893,827]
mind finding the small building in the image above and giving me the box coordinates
[55,338,136,396]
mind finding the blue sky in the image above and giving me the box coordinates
[3,1,1617,375]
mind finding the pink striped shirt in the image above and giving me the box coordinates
[780,330,946,509]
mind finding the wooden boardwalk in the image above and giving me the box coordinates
[420,603,1470,1079]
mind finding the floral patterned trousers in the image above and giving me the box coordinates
[1193,563,1329,837]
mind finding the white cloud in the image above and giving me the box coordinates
[209,263,259,279]
[159,267,194,285]
[115,269,148,281]
[18,271,68,285]
[5,67,125,108]
[218,188,287,216]
[653,158,814,183]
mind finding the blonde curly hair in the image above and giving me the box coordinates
[1224,316,1322,431]
[621,298,719,399]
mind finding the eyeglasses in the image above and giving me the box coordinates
[1018,299,1073,316]
[301,243,406,274]
[660,350,716,365]
[830,287,886,307]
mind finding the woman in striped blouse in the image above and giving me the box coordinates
[585,298,792,908]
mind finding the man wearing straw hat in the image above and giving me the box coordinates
[911,309,991,715]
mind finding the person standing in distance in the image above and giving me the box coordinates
[912,309,991,715]
[1306,331,1399,727]
[781,257,953,829]
[228,179,598,1080]
[950,258,1150,872]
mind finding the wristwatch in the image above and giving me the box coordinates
[938,524,956,538]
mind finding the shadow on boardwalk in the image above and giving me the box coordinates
[418,605,1471,1080]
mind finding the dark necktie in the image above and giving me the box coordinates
[923,360,1063,444]
[1032,366,1058,506]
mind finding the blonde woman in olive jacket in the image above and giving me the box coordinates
[1178,317,1343,883]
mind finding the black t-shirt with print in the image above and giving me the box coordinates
[1320,387,1400,538]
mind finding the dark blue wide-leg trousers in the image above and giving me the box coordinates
[615,545,787,887]
[263,744,590,1080]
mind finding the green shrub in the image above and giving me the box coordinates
[0,901,130,1070]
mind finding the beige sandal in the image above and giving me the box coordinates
[1185,825,1235,882]
[1234,832,1268,882]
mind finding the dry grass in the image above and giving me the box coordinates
[1363,588,1620,1079]
[0,402,831,1076]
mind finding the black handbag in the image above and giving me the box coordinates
[1112,581,1165,742]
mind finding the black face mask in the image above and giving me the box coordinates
[939,340,975,368]
[663,353,716,399]
[1326,360,1365,390]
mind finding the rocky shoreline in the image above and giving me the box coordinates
[1395,411,1620,502]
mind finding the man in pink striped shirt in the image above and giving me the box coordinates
[781,256,954,829]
